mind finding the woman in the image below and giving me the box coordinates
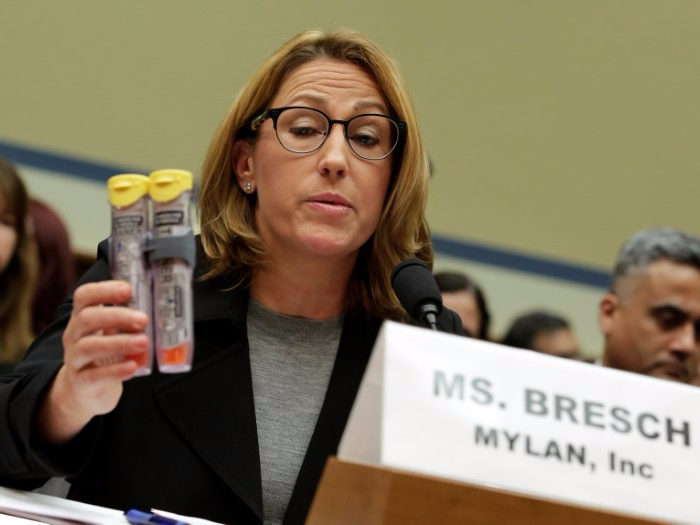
[0,29,462,524]
[0,156,37,373]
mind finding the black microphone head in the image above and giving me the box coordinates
[390,258,443,323]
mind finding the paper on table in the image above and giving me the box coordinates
[0,486,226,525]
[151,509,225,525]
[0,514,50,524]
[0,486,125,525]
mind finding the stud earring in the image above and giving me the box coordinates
[245,182,252,192]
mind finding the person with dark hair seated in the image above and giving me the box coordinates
[501,310,581,360]
[29,199,76,334]
[434,270,491,339]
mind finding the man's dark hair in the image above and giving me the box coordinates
[501,311,570,350]
[611,227,700,292]
[433,271,491,339]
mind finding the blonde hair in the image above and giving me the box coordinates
[199,29,432,319]
[0,157,38,363]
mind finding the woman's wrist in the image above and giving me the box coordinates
[35,367,91,446]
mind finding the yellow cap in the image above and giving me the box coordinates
[108,174,150,207]
[149,169,193,202]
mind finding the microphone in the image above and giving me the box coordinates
[390,258,443,331]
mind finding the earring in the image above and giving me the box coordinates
[245,182,252,192]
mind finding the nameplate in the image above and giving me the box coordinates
[339,321,700,524]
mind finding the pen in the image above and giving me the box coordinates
[125,508,190,525]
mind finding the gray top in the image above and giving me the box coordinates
[247,298,344,525]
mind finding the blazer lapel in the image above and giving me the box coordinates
[152,274,264,521]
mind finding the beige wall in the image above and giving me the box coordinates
[2,0,699,355]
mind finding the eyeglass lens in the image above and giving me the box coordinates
[275,107,399,160]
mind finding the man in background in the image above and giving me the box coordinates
[599,227,700,384]
[501,310,582,360]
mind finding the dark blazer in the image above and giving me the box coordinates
[0,239,463,525]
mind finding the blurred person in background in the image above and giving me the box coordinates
[501,310,582,360]
[434,270,491,339]
[29,199,76,333]
[0,156,38,373]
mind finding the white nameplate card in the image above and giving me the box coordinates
[339,321,700,524]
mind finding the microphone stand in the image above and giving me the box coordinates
[420,304,440,331]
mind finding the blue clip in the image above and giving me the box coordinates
[124,508,190,525]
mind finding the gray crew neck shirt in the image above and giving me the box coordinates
[247,298,344,525]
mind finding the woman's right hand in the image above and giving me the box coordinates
[37,280,150,445]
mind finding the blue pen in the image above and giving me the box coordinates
[125,508,190,525]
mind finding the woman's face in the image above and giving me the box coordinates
[0,197,18,274]
[236,58,393,265]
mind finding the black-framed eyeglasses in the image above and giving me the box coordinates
[250,106,406,161]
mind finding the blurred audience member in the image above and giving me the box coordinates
[501,310,582,360]
[0,157,38,373]
[30,200,76,333]
[434,270,491,339]
[599,227,700,384]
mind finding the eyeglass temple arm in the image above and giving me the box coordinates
[250,111,269,131]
